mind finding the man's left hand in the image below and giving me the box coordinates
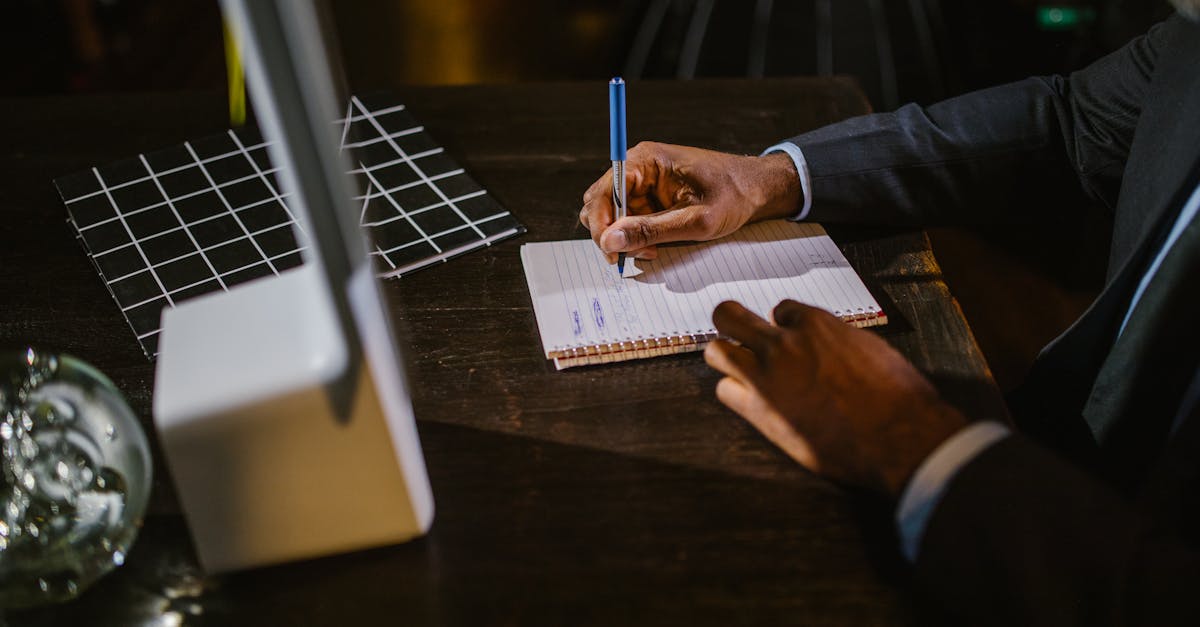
[704,300,969,499]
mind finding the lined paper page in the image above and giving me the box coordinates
[522,221,884,363]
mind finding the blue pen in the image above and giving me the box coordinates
[609,77,627,276]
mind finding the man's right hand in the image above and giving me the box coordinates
[579,142,803,263]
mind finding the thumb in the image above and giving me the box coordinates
[599,206,714,252]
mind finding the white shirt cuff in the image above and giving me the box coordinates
[761,142,813,221]
[895,421,1011,562]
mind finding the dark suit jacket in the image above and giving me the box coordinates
[787,14,1200,626]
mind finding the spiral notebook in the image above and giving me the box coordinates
[521,220,886,369]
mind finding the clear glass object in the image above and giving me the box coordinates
[0,348,152,608]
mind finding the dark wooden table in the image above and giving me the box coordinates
[0,79,1005,626]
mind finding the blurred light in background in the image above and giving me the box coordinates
[1036,5,1097,30]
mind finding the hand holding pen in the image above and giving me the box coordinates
[578,141,802,264]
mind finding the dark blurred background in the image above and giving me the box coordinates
[2,0,1173,106]
[0,0,1179,389]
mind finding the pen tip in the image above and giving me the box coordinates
[617,253,626,276]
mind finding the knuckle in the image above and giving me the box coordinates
[714,300,738,317]
[634,220,658,245]
[583,177,607,203]
[693,209,719,236]
[630,141,661,161]
[774,299,811,323]
[711,301,735,327]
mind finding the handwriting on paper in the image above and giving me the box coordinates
[523,220,881,355]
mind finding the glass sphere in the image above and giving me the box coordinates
[0,348,152,608]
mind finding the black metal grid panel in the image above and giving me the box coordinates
[55,94,525,359]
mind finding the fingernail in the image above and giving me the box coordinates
[605,230,627,251]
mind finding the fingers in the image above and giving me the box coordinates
[581,145,664,262]
[771,299,823,328]
[624,141,675,199]
[716,377,821,472]
[712,301,778,356]
[704,339,760,383]
[715,376,756,418]
[581,170,617,263]
[599,205,714,253]
[585,141,725,259]
[579,173,612,232]
[584,141,742,264]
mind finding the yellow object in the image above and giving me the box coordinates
[223,19,246,127]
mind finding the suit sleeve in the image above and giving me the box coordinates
[784,17,1180,227]
[914,433,1200,626]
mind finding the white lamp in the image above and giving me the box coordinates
[152,0,433,574]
